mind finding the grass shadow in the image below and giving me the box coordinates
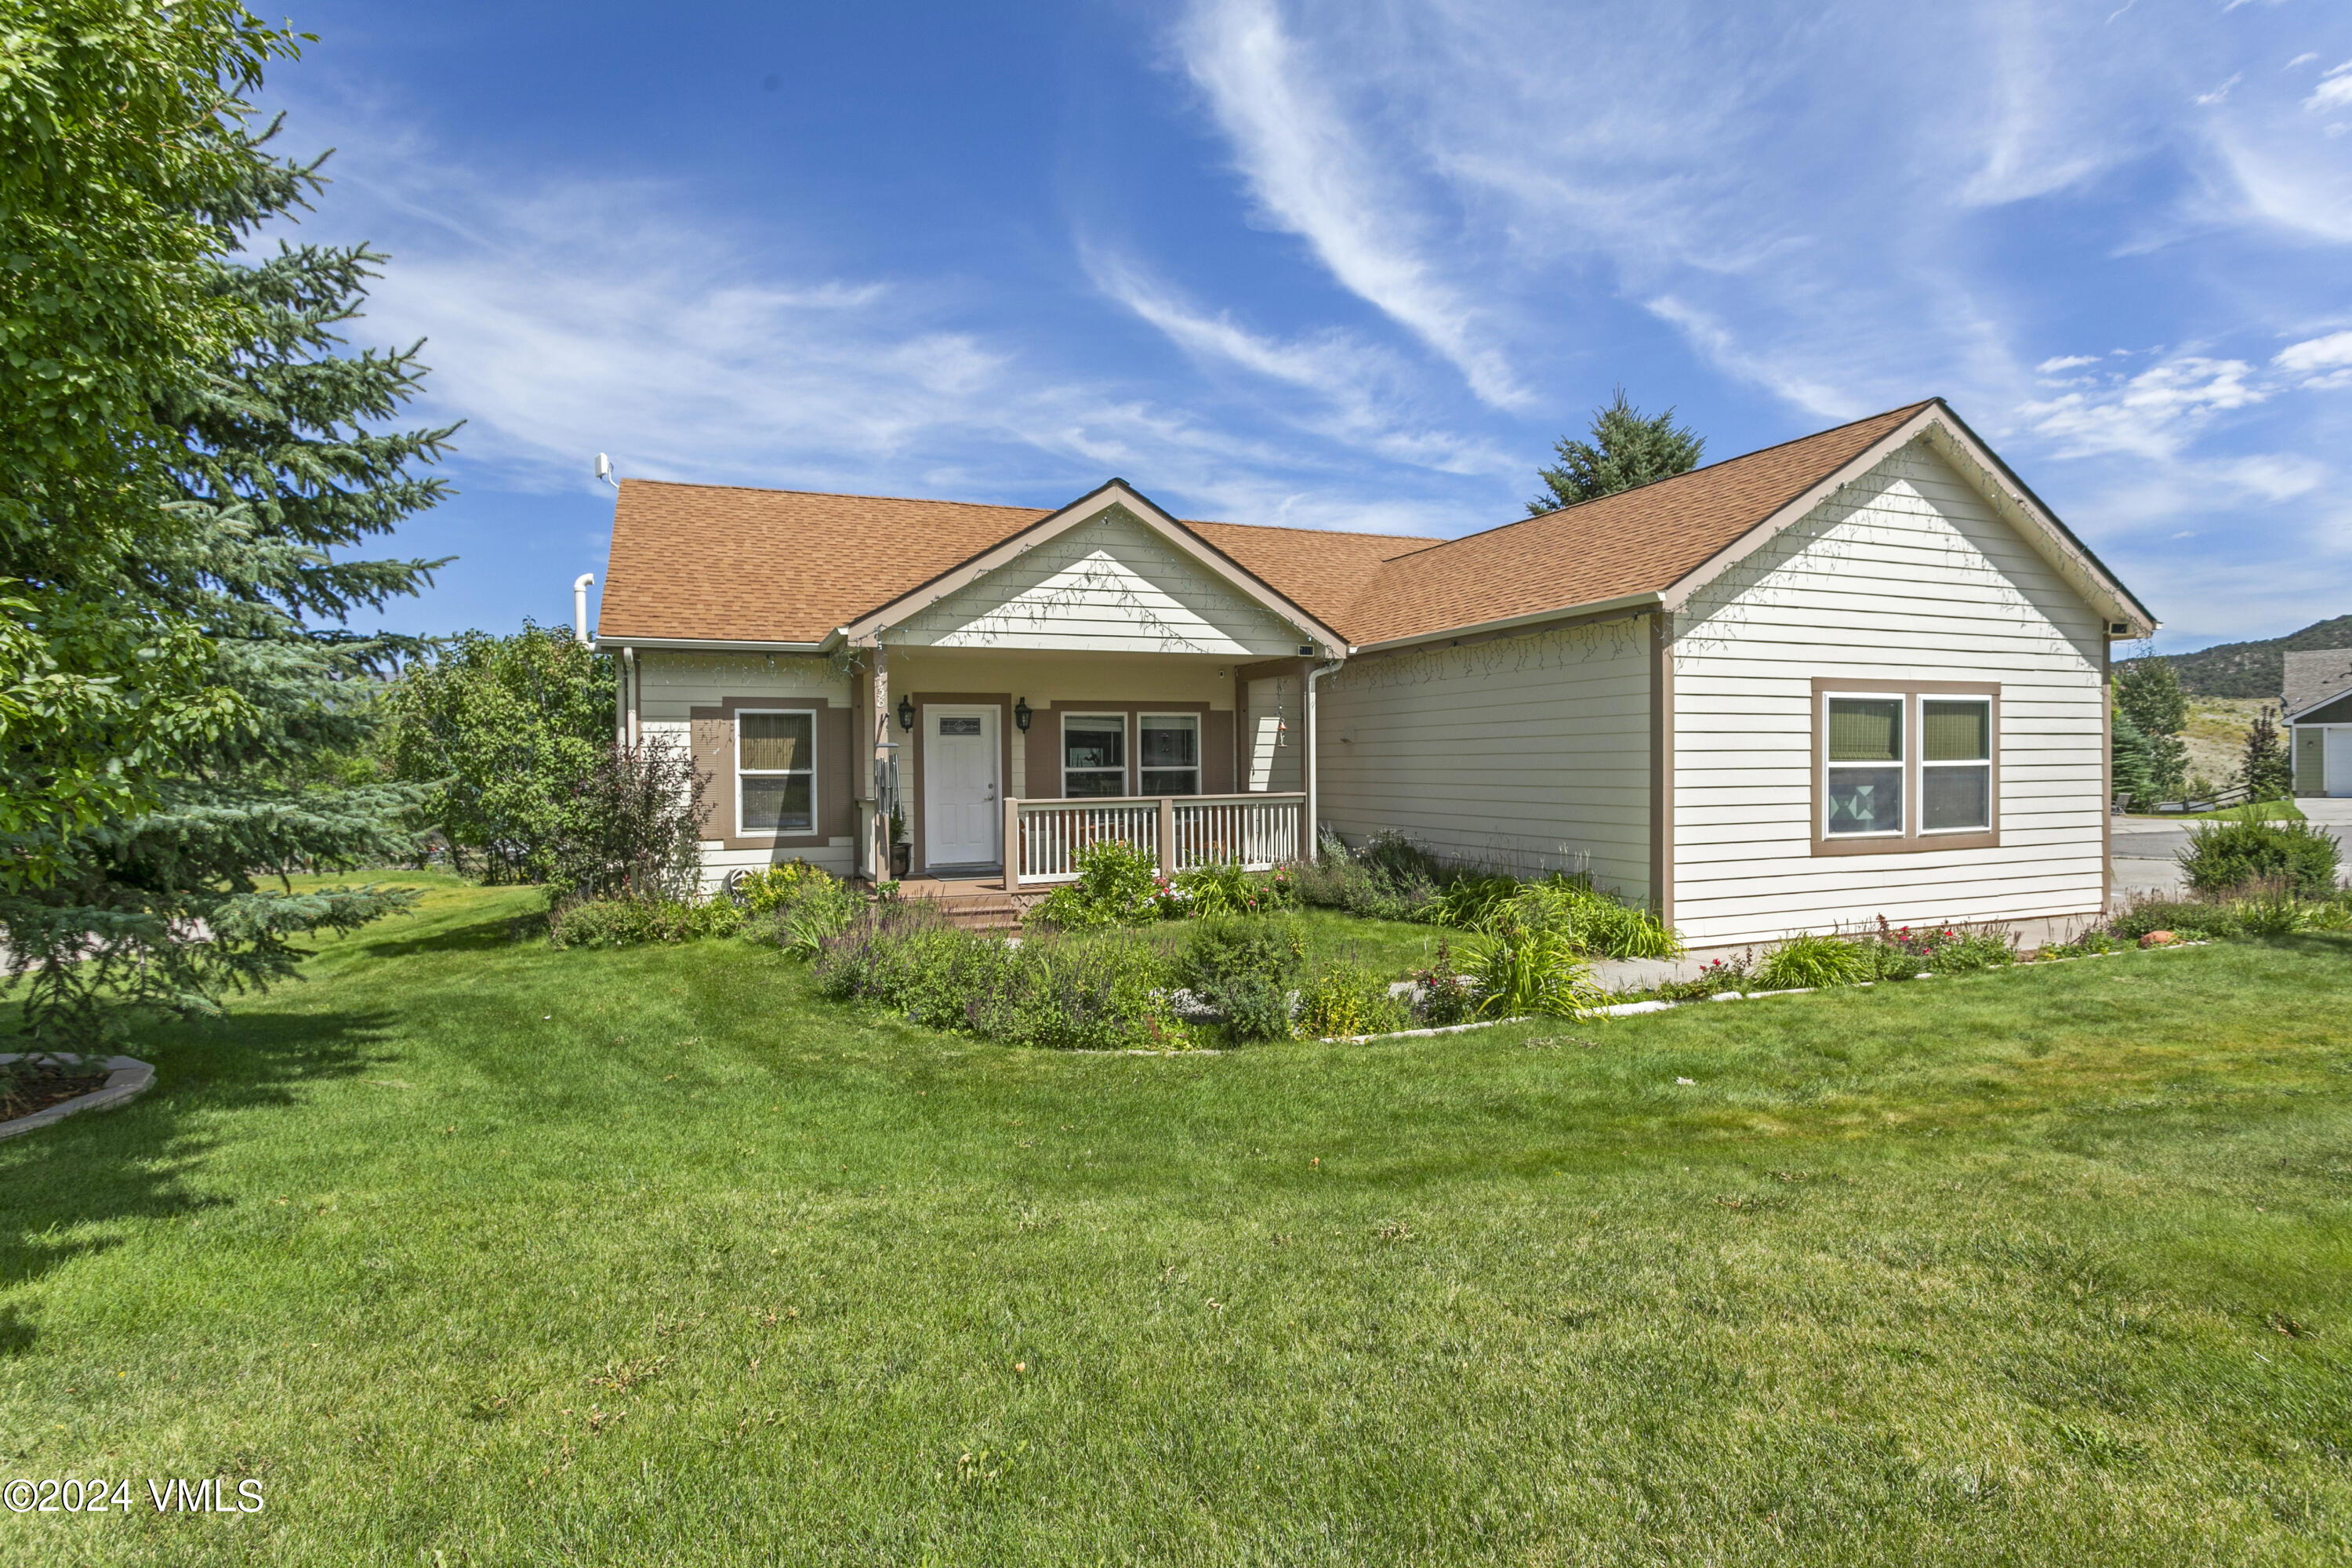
[0,1003,395,1348]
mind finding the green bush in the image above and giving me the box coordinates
[812,905,1187,1050]
[1170,862,1294,917]
[1178,916,1305,1042]
[2179,812,2340,897]
[2107,895,2239,942]
[1461,909,1606,1018]
[1752,931,1871,990]
[1853,920,2016,978]
[772,878,865,959]
[733,861,832,916]
[1505,879,1683,960]
[1295,830,1443,921]
[1411,938,1478,1026]
[1029,840,1168,929]
[1297,958,1410,1038]
[1429,874,1518,930]
[547,893,743,950]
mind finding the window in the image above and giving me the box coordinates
[1824,695,1904,836]
[1922,699,1991,832]
[1812,681,1999,855]
[937,715,982,738]
[738,710,815,834]
[1062,713,1127,797]
[1139,713,1200,796]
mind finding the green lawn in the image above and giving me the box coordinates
[5,873,2349,1565]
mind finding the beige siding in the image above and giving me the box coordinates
[893,506,1307,656]
[635,652,858,886]
[1244,675,1302,794]
[1671,440,2107,946]
[1315,617,1654,893]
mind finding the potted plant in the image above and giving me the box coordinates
[889,804,911,878]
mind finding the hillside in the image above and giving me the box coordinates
[2123,614,2352,697]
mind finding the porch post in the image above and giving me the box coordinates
[1158,796,1176,879]
[870,642,891,883]
[1003,795,1021,893]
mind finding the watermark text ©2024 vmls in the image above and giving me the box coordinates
[5,1477,265,1514]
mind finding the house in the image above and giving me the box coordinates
[593,398,2154,949]
[2285,650,2352,797]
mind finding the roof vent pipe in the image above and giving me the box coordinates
[573,573,594,645]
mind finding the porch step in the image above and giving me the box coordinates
[928,895,1025,932]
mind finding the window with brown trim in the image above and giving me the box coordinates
[738,710,816,835]
[1811,679,1999,855]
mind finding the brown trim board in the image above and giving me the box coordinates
[688,698,855,852]
[903,691,1015,876]
[1807,677,2002,857]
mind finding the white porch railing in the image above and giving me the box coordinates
[1007,793,1305,889]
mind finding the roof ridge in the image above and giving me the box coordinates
[1185,517,1443,548]
[622,477,1055,513]
[1378,398,1938,564]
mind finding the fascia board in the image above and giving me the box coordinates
[1346,591,1661,654]
[839,481,1347,655]
[596,634,840,654]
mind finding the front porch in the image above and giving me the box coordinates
[850,644,1326,884]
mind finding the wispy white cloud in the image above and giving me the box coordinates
[2020,355,2263,459]
[2036,354,2101,372]
[1171,0,1528,407]
[2196,74,2243,106]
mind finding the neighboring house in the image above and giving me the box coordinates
[2285,650,2352,797]
[594,399,2154,949]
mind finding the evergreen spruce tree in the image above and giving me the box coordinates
[2114,654,2189,803]
[2110,710,2157,808]
[1527,387,1706,515]
[0,109,455,1050]
[2239,706,2291,803]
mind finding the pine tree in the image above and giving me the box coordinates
[1526,387,1705,515]
[2239,706,2291,803]
[2110,709,2157,808]
[2113,654,2188,803]
[0,107,456,1051]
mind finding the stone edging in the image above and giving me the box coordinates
[1316,941,2213,1044]
[0,1053,155,1142]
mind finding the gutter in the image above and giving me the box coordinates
[1344,590,1662,657]
[589,632,844,655]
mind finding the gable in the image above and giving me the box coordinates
[2296,692,2352,727]
[1678,439,2105,664]
[888,505,1312,656]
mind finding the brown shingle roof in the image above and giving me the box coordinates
[597,401,1938,648]
[1338,401,1933,644]
[600,481,1050,644]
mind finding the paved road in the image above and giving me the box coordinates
[2108,800,2352,903]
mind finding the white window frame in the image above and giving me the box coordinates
[736,707,818,838]
[1919,695,1994,836]
[1822,691,1906,839]
[1061,711,1130,798]
[1137,712,1202,797]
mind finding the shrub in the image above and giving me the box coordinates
[546,738,707,903]
[1429,874,1518,930]
[2108,894,2239,942]
[2035,931,2121,960]
[1170,862,1294,917]
[734,861,831,916]
[1029,840,1167,929]
[547,893,742,949]
[1506,879,1683,960]
[1855,920,2016,978]
[771,878,865,959]
[2227,880,2307,938]
[1752,931,1871,990]
[1179,916,1306,1042]
[2179,811,2340,897]
[1295,830,1444,921]
[1650,951,1754,1002]
[1461,908,1606,1018]
[1411,938,1478,1026]
[1298,958,1410,1038]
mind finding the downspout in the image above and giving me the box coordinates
[1302,657,1343,858]
[624,646,640,750]
[613,646,628,747]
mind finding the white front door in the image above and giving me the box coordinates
[924,705,1000,866]
[2327,726,2352,797]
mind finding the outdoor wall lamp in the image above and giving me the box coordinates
[1014,697,1032,731]
[896,695,915,731]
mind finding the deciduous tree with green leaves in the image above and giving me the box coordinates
[1526,387,1706,514]
[379,626,618,886]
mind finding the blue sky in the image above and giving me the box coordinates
[267,0,2352,652]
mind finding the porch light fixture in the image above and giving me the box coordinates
[1014,697,1032,731]
[896,695,915,731]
